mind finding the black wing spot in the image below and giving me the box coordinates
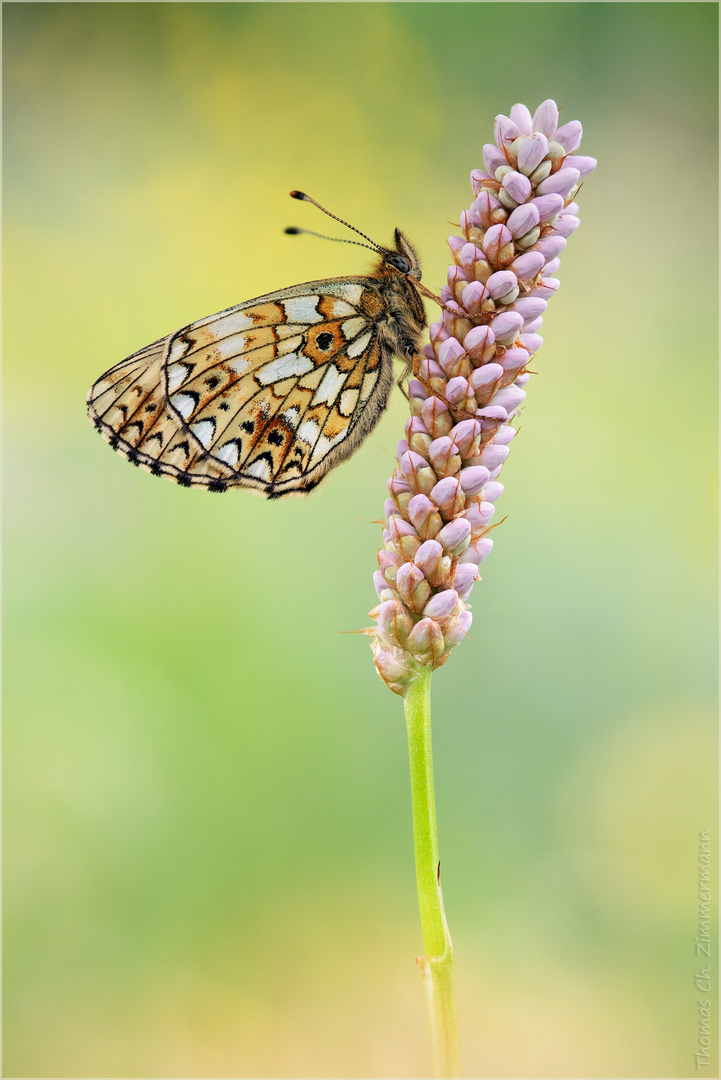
[145,403,157,413]
[177,475,192,488]
[267,430,284,446]
[219,402,230,412]
[204,375,220,389]
[207,479,228,493]
[317,332,333,350]
[241,420,255,434]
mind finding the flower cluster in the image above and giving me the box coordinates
[370,99,596,696]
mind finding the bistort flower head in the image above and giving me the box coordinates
[370,99,596,696]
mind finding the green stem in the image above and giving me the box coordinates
[404,666,463,1078]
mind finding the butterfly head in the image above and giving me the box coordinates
[382,229,422,281]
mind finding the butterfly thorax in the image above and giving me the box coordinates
[372,229,427,361]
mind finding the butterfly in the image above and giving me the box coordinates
[87,192,433,498]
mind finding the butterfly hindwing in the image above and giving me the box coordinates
[88,278,396,496]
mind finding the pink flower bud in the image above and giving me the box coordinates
[406,618,445,665]
[509,102,533,135]
[450,418,483,457]
[448,235,465,257]
[445,377,475,411]
[470,169,492,194]
[388,474,410,494]
[563,154,596,178]
[553,215,579,238]
[423,589,460,619]
[378,597,414,646]
[443,609,473,647]
[532,99,559,138]
[460,243,486,276]
[372,642,412,696]
[509,251,545,280]
[482,143,507,175]
[501,347,528,376]
[408,379,426,399]
[479,442,510,469]
[542,257,561,276]
[463,501,495,530]
[470,363,503,402]
[388,513,418,541]
[489,384,526,414]
[396,561,433,613]
[453,563,479,601]
[510,297,547,321]
[494,114,521,146]
[438,336,466,373]
[518,333,543,353]
[447,264,468,294]
[472,191,502,229]
[486,270,518,300]
[422,396,454,439]
[405,415,430,440]
[476,405,508,424]
[553,119,582,153]
[400,450,429,485]
[502,170,532,204]
[430,475,462,511]
[535,167,580,198]
[461,280,490,315]
[428,437,461,477]
[463,324,496,363]
[530,193,565,221]
[483,481,504,502]
[517,132,549,176]
[459,208,482,234]
[482,223,513,264]
[379,557,402,590]
[437,516,472,555]
[414,539,444,581]
[536,235,567,260]
[531,277,560,299]
[490,310,524,344]
[373,571,387,598]
[507,203,540,238]
[429,320,449,345]
[490,426,515,448]
[459,536,494,566]
[459,465,490,497]
[408,492,435,527]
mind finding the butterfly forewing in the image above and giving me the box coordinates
[88,278,398,496]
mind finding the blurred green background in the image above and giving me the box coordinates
[3,3,717,1077]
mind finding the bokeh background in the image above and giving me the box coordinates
[4,3,718,1077]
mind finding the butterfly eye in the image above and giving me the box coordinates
[385,253,411,274]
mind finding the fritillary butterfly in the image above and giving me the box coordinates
[87,194,429,498]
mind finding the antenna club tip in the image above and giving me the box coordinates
[284,227,302,234]
[290,190,309,201]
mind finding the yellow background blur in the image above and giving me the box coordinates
[4,4,717,1077]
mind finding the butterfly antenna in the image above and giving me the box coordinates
[290,190,387,252]
[284,226,378,253]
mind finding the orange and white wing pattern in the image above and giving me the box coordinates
[87,279,396,496]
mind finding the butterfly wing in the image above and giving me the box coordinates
[87,279,396,496]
